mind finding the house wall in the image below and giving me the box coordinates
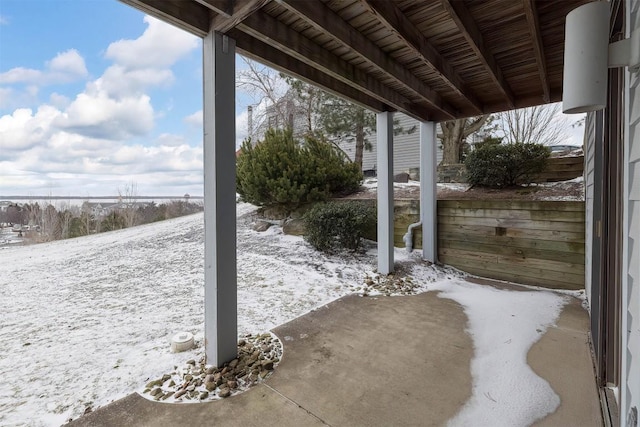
[584,113,596,311]
[624,1,640,424]
[341,113,443,174]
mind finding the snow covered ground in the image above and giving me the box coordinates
[0,202,583,426]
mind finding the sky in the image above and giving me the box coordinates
[0,1,585,197]
[0,0,253,197]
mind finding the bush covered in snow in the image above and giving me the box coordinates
[465,142,550,188]
[303,201,375,252]
[236,129,362,212]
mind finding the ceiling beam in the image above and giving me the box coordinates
[230,30,394,115]
[210,0,272,32]
[238,10,451,120]
[193,0,232,17]
[119,0,210,37]
[440,0,516,109]
[522,0,550,103]
[277,0,460,119]
[363,0,483,115]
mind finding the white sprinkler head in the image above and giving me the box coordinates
[171,332,194,353]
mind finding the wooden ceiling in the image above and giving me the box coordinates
[119,0,594,122]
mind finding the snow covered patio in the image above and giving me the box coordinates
[68,276,601,427]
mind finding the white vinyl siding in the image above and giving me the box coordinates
[624,2,640,425]
[355,113,443,174]
[584,112,596,310]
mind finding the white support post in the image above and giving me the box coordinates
[377,111,394,274]
[420,122,437,263]
[203,31,237,366]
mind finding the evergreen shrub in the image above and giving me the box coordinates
[303,201,375,253]
[465,142,550,188]
[236,129,362,212]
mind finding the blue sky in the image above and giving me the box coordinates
[0,0,255,197]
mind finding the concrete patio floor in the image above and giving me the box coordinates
[67,280,602,427]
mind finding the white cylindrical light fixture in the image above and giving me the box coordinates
[562,1,610,114]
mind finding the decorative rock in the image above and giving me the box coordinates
[282,218,306,236]
[227,380,238,389]
[186,359,196,365]
[229,358,239,369]
[252,220,273,232]
[205,381,217,392]
[150,387,163,397]
[199,391,209,400]
[218,388,231,398]
[394,172,410,183]
[174,389,187,399]
[146,379,161,389]
[261,360,274,371]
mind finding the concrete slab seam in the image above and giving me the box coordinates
[262,383,332,426]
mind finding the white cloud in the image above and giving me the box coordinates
[54,89,154,140]
[105,16,198,69]
[236,108,248,148]
[97,65,174,98]
[48,49,88,76]
[0,15,204,196]
[49,93,71,109]
[184,110,202,127]
[0,49,88,86]
[0,106,58,152]
[156,133,187,147]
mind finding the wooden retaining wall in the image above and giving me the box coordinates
[437,200,585,290]
[534,155,584,182]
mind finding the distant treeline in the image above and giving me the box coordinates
[0,200,204,243]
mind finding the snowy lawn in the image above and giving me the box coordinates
[0,202,583,426]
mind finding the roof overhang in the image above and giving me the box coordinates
[119,0,595,122]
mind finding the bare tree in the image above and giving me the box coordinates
[438,115,491,165]
[40,204,59,242]
[497,104,569,145]
[237,57,291,140]
[118,182,139,228]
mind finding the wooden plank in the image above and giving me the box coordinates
[439,247,583,275]
[437,215,585,232]
[438,230,585,254]
[439,249,584,286]
[438,223,585,243]
[119,0,210,37]
[276,0,459,120]
[437,199,585,211]
[364,0,483,113]
[230,30,388,113]
[523,0,550,103]
[439,238,585,264]
[235,14,435,120]
[437,207,585,222]
[440,0,515,107]
[210,0,271,32]
[548,156,585,165]
[438,258,584,290]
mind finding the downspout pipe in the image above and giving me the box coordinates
[403,221,422,252]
